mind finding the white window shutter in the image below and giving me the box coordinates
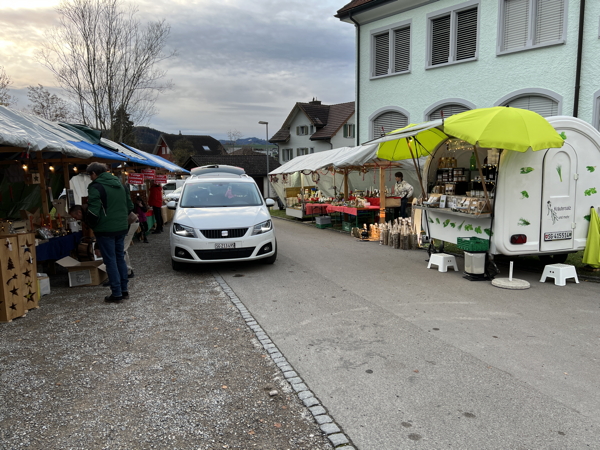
[503,0,529,51]
[534,0,564,45]
[373,111,408,138]
[431,15,451,65]
[429,104,470,120]
[456,8,477,61]
[374,33,390,76]
[505,95,558,117]
[393,27,410,72]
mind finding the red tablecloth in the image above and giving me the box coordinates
[326,205,380,215]
[305,203,329,215]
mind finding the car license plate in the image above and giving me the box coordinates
[215,242,235,249]
[544,231,572,241]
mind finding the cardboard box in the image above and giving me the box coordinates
[56,256,108,287]
[37,274,50,297]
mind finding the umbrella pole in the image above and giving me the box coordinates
[343,168,349,200]
[379,167,386,223]
[473,145,492,212]
[407,139,427,202]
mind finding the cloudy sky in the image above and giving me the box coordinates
[0,0,355,141]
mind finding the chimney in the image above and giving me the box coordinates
[309,97,321,105]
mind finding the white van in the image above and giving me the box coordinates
[162,179,185,196]
[167,165,277,269]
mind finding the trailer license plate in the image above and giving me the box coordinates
[544,231,572,241]
[215,243,235,249]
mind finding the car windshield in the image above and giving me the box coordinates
[180,181,263,208]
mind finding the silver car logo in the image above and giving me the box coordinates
[222,230,228,237]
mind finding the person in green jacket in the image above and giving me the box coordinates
[86,162,134,303]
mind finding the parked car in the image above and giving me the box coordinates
[165,186,182,202]
[168,165,277,269]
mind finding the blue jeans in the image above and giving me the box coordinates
[96,234,128,297]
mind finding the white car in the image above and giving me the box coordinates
[165,186,182,202]
[168,165,277,269]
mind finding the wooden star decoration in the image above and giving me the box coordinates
[4,239,12,251]
[9,303,17,310]
[23,269,31,278]
[7,257,15,270]
[23,246,31,253]
[25,291,35,303]
[6,273,18,285]
[27,255,33,264]
[25,280,33,288]
[26,240,32,247]
[10,286,19,296]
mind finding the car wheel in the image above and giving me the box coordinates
[172,258,186,271]
[538,253,569,265]
[262,246,277,264]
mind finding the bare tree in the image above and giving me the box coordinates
[0,66,16,107]
[37,0,175,139]
[226,129,243,153]
[27,84,75,122]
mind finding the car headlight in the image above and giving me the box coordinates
[252,219,272,235]
[173,223,197,238]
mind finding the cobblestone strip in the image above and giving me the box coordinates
[213,273,356,450]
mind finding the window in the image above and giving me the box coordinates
[297,148,310,156]
[501,95,558,117]
[428,104,471,120]
[371,21,411,78]
[309,148,314,154]
[309,125,314,134]
[372,111,408,138]
[343,124,356,138]
[499,0,566,53]
[282,148,293,161]
[296,126,309,135]
[427,2,478,68]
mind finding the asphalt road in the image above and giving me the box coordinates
[217,218,600,449]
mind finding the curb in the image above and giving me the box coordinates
[213,273,356,450]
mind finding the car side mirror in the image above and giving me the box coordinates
[167,200,178,210]
[265,198,275,207]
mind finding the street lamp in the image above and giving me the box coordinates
[258,121,270,198]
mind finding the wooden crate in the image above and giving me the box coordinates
[0,233,37,322]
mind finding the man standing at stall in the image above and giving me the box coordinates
[148,181,164,234]
[394,171,414,218]
[85,162,134,303]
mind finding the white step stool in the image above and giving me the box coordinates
[540,264,579,286]
[427,253,458,272]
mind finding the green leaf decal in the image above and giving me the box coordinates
[458,220,465,231]
[518,218,530,226]
[584,187,597,196]
[443,219,450,228]
[520,191,529,199]
[556,165,562,182]
[450,222,456,228]
[428,217,434,223]
[584,215,591,222]
[464,224,474,231]
[436,218,440,224]
[484,228,493,236]
[586,166,596,173]
[559,132,567,140]
[520,167,534,174]
[474,226,482,234]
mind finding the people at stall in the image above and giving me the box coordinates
[148,182,164,234]
[85,162,134,304]
[134,195,149,243]
[394,171,414,218]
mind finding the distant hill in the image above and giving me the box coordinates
[219,137,267,146]
[134,126,162,146]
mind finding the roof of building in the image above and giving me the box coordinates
[183,154,281,177]
[336,0,378,17]
[155,134,225,155]
[270,100,355,143]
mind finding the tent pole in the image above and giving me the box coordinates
[473,145,491,212]
[36,153,50,216]
[343,169,349,200]
[407,139,426,201]
[379,167,386,223]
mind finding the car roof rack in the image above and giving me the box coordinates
[189,164,246,178]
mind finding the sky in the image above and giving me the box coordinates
[0,0,356,141]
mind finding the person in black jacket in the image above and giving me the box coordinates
[86,162,134,303]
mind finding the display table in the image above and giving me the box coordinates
[305,203,329,215]
[416,205,492,245]
[36,232,83,262]
[326,205,380,230]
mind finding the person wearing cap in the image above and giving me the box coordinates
[394,171,413,218]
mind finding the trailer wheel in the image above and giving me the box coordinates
[538,254,569,265]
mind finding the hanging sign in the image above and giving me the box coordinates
[128,173,145,185]
[141,168,155,180]
[154,174,168,184]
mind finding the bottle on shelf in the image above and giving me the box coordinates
[469,152,477,171]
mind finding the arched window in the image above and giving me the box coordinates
[372,111,408,138]
[428,104,471,120]
[501,95,558,117]
[593,90,600,132]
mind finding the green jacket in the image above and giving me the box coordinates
[87,172,134,236]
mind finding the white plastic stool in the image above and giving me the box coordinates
[427,253,458,272]
[540,264,579,286]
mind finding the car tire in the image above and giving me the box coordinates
[538,253,569,265]
[262,245,277,264]
[172,258,186,271]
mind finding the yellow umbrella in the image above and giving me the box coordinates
[443,106,564,152]
[374,121,448,161]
